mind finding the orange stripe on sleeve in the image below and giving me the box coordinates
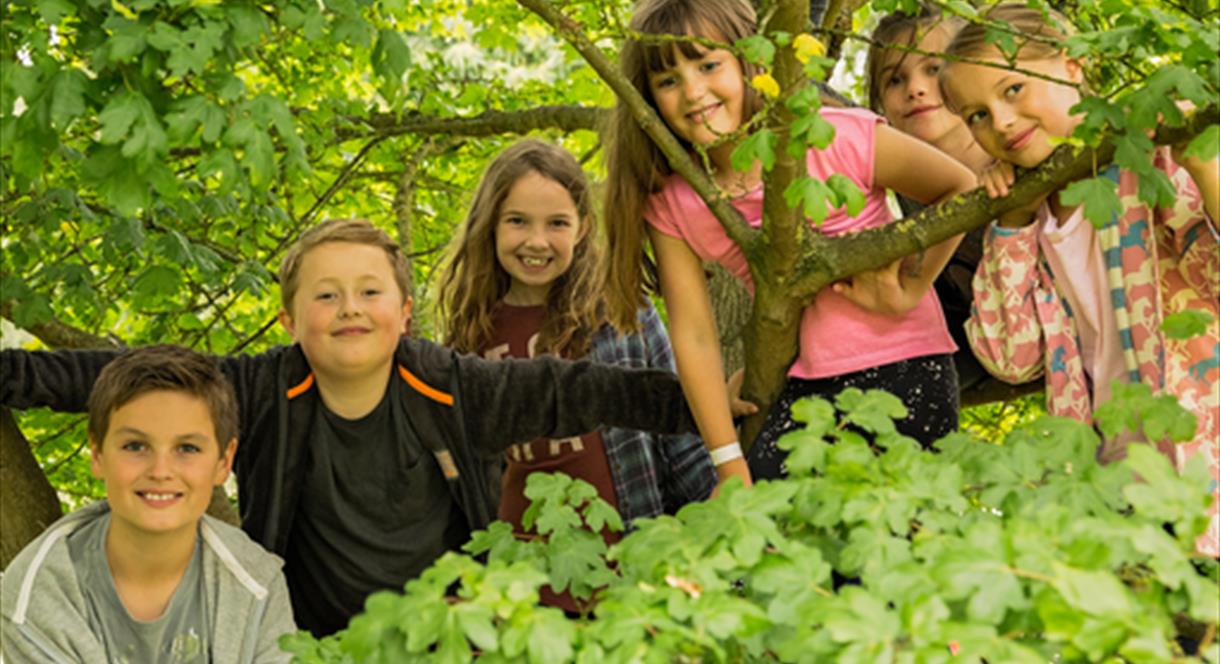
[398,365,454,406]
[285,373,315,400]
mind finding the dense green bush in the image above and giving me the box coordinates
[281,386,1219,663]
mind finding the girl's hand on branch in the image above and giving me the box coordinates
[981,161,1042,228]
[832,259,924,316]
[726,368,759,418]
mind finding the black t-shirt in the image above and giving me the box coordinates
[284,374,470,636]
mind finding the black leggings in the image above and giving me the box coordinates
[746,354,959,481]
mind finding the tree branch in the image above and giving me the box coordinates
[792,103,1219,295]
[0,302,119,350]
[337,105,608,141]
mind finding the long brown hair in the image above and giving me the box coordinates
[601,0,761,333]
[437,140,604,358]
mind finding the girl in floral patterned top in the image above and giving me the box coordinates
[940,3,1219,556]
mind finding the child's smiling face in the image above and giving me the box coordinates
[942,53,1084,169]
[280,241,412,382]
[647,38,746,150]
[876,26,963,146]
[91,389,235,541]
[494,171,584,306]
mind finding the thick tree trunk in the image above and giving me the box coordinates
[1,408,62,569]
[707,262,753,376]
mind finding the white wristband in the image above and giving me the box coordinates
[709,442,743,466]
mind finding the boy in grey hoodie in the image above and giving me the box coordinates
[1,345,295,663]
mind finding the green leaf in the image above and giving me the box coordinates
[827,174,866,218]
[1058,176,1121,228]
[131,264,181,298]
[1160,309,1213,340]
[106,20,147,62]
[372,28,412,91]
[98,92,142,144]
[37,0,76,23]
[527,612,575,664]
[1183,124,1219,161]
[1051,562,1132,617]
[788,112,835,155]
[731,128,777,173]
[454,603,497,653]
[783,176,834,223]
[736,35,775,65]
[49,69,87,129]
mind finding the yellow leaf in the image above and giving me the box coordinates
[751,73,780,98]
[793,33,827,63]
[111,0,138,19]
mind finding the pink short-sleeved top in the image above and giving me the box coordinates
[646,107,956,379]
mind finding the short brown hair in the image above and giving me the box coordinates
[279,218,412,313]
[87,345,238,453]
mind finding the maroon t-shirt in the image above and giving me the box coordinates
[482,303,621,611]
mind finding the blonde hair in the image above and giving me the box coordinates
[601,0,762,332]
[279,218,412,313]
[436,140,604,358]
[944,3,1074,63]
[866,5,964,113]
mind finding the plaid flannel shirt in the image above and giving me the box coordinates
[589,302,717,529]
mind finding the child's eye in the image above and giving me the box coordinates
[652,75,677,90]
[121,440,147,453]
[178,443,202,454]
[1005,83,1023,98]
[362,288,381,297]
[503,215,526,226]
[549,218,571,228]
[887,73,904,88]
[699,59,720,73]
[925,62,941,76]
[966,109,988,126]
[315,292,336,301]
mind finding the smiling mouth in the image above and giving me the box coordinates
[520,256,551,268]
[332,326,370,336]
[687,103,721,124]
[1006,128,1036,151]
[905,105,939,118]
[137,491,183,506]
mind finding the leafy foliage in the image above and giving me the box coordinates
[281,387,1219,662]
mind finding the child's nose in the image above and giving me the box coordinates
[991,104,1016,127]
[338,294,361,316]
[148,452,174,479]
[682,77,704,101]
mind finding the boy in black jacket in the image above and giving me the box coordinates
[1,219,698,636]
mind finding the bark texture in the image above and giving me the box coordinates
[0,408,63,569]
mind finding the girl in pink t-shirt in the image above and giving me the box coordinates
[602,0,977,480]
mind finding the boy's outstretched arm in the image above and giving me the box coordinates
[0,349,121,411]
[456,353,697,458]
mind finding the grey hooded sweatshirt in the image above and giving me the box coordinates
[1,502,296,663]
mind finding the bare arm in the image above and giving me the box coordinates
[836,126,977,314]
[650,228,752,487]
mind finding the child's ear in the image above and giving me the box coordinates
[89,438,103,479]
[278,308,297,340]
[1064,57,1084,84]
[214,438,238,485]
